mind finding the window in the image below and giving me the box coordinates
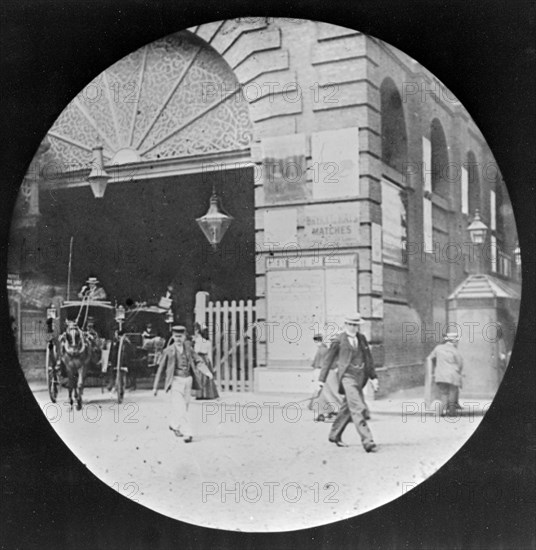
[382,179,407,265]
[466,151,480,215]
[380,78,408,173]
[430,119,449,197]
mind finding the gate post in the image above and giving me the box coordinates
[194,291,210,327]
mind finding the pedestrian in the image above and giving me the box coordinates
[153,325,212,443]
[427,331,464,417]
[309,334,341,421]
[319,313,379,452]
[194,323,219,400]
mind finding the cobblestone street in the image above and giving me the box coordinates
[31,384,488,532]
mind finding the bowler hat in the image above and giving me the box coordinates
[172,325,186,334]
[313,333,323,341]
[344,313,364,325]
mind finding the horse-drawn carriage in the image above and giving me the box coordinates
[120,305,171,390]
[45,300,127,408]
[45,300,171,408]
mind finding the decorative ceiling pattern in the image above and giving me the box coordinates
[47,31,253,169]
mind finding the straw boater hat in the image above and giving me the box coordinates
[86,277,99,284]
[172,325,186,334]
[444,331,460,342]
[344,313,365,325]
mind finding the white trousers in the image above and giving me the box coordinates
[169,375,193,437]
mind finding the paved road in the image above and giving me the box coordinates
[32,385,487,532]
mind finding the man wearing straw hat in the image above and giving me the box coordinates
[153,325,212,443]
[319,313,379,452]
[78,276,107,301]
[427,331,464,417]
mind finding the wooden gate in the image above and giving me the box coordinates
[194,291,256,392]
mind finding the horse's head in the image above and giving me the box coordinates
[63,322,86,355]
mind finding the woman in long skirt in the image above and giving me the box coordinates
[194,323,219,400]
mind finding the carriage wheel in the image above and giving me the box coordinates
[45,342,59,403]
[115,335,127,404]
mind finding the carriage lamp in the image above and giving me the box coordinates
[87,146,111,199]
[115,304,126,331]
[165,309,174,332]
[514,243,521,266]
[46,303,57,320]
[196,188,233,249]
[467,209,488,245]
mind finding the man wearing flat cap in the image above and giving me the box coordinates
[153,325,212,443]
[427,331,464,416]
[319,313,379,452]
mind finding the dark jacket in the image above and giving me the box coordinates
[153,341,204,392]
[319,331,376,393]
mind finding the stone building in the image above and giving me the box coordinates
[8,18,519,393]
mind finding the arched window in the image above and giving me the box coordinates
[466,151,480,215]
[430,119,449,197]
[380,78,408,173]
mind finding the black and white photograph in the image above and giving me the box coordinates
[1,2,535,548]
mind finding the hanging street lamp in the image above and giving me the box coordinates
[196,187,233,249]
[87,145,111,199]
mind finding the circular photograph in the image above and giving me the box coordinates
[7,17,521,532]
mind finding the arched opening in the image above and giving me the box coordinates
[13,30,256,329]
[430,118,449,197]
[466,151,480,214]
[380,78,408,173]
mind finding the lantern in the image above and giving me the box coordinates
[196,189,233,249]
[467,209,488,245]
[46,303,57,320]
[88,146,111,198]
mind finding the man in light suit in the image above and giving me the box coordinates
[319,313,379,452]
[153,325,212,443]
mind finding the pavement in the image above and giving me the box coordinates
[28,381,489,532]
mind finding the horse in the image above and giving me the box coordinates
[58,322,92,410]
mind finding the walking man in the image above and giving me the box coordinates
[319,313,379,452]
[153,325,212,443]
[427,331,464,416]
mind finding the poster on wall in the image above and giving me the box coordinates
[266,269,325,363]
[300,202,360,249]
[266,255,358,364]
[311,127,360,199]
[262,133,308,204]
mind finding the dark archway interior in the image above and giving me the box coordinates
[380,77,408,173]
[430,118,449,197]
[36,167,255,329]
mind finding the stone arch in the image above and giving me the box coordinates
[430,118,449,197]
[45,29,257,169]
[380,77,408,172]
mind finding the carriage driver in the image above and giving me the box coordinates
[78,276,107,301]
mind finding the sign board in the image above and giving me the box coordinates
[311,127,360,200]
[21,310,48,351]
[7,273,22,292]
[263,208,298,246]
[262,134,308,204]
[300,202,360,248]
[266,254,358,365]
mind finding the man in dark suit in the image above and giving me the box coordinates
[153,325,212,443]
[319,313,379,452]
